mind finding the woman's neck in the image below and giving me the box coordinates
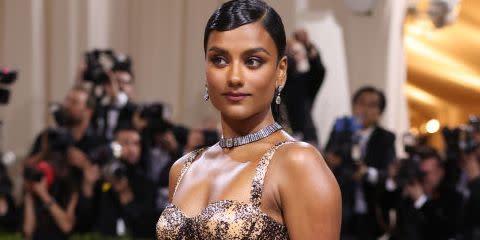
[220,109,275,139]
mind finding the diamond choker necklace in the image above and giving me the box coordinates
[219,122,283,149]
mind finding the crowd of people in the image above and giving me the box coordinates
[325,86,480,240]
[0,27,478,240]
[0,50,219,239]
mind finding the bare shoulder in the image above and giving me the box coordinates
[169,152,192,180]
[274,141,342,238]
[275,141,340,199]
[168,148,205,200]
[276,142,332,177]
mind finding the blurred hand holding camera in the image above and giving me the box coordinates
[31,177,49,201]
[352,162,368,182]
[81,164,100,198]
[0,197,8,216]
[67,147,90,169]
[83,164,100,186]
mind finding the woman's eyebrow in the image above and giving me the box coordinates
[243,47,271,56]
[207,46,228,55]
[208,47,271,56]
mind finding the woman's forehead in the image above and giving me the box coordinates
[206,22,277,54]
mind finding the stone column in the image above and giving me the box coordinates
[1,0,47,155]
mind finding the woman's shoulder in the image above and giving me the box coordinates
[276,141,324,166]
[170,147,207,176]
[274,141,337,185]
[168,146,210,199]
[274,141,341,212]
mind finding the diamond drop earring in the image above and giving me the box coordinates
[204,84,209,101]
[275,85,284,105]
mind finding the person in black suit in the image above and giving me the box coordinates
[283,29,326,145]
[462,150,480,240]
[95,126,156,239]
[392,150,464,240]
[91,63,137,143]
[325,86,396,240]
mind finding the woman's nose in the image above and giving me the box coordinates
[227,61,243,87]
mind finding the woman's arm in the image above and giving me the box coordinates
[278,143,342,239]
[23,193,36,239]
[32,178,79,234]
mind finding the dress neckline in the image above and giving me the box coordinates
[170,140,295,220]
[166,199,287,227]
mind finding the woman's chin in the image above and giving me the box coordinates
[217,107,255,121]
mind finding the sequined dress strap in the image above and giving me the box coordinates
[172,148,205,197]
[250,140,295,207]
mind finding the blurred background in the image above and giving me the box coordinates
[0,0,479,239]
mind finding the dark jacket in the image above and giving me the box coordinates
[392,181,464,240]
[463,177,480,240]
[91,100,137,142]
[326,125,396,238]
[95,164,156,239]
[283,46,325,142]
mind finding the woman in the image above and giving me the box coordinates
[23,148,79,240]
[156,0,341,239]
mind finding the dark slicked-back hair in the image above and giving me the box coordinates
[352,86,387,114]
[204,0,286,61]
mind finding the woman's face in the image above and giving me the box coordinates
[205,22,287,121]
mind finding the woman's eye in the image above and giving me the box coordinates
[211,56,228,67]
[246,57,264,68]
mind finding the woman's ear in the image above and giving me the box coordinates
[277,56,288,87]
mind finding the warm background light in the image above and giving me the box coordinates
[426,119,440,134]
[404,0,480,149]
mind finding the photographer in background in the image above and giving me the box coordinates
[461,126,480,239]
[86,50,138,143]
[283,29,326,145]
[95,126,156,239]
[325,86,396,240]
[29,85,102,160]
[0,162,18,232]
[23,129,79,240]
[392,150,463,240]
[27,85,104,234]
[132,104,182,213]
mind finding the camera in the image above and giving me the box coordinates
[49,103,80,128]
[103,160,128,181]
[101,141,128,181]
[23,161,56,188]
[23,167,44,183]
[0,69,17,85]
[328,116,362,157]
[0,68,18,105]
[49,103,68,127]
[83,49,132,85]
[138,103,164,125]
[138,103,176,137]
[90,141,123,167]
[443,117,480,161]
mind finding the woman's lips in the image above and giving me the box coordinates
[223,92,251,102]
